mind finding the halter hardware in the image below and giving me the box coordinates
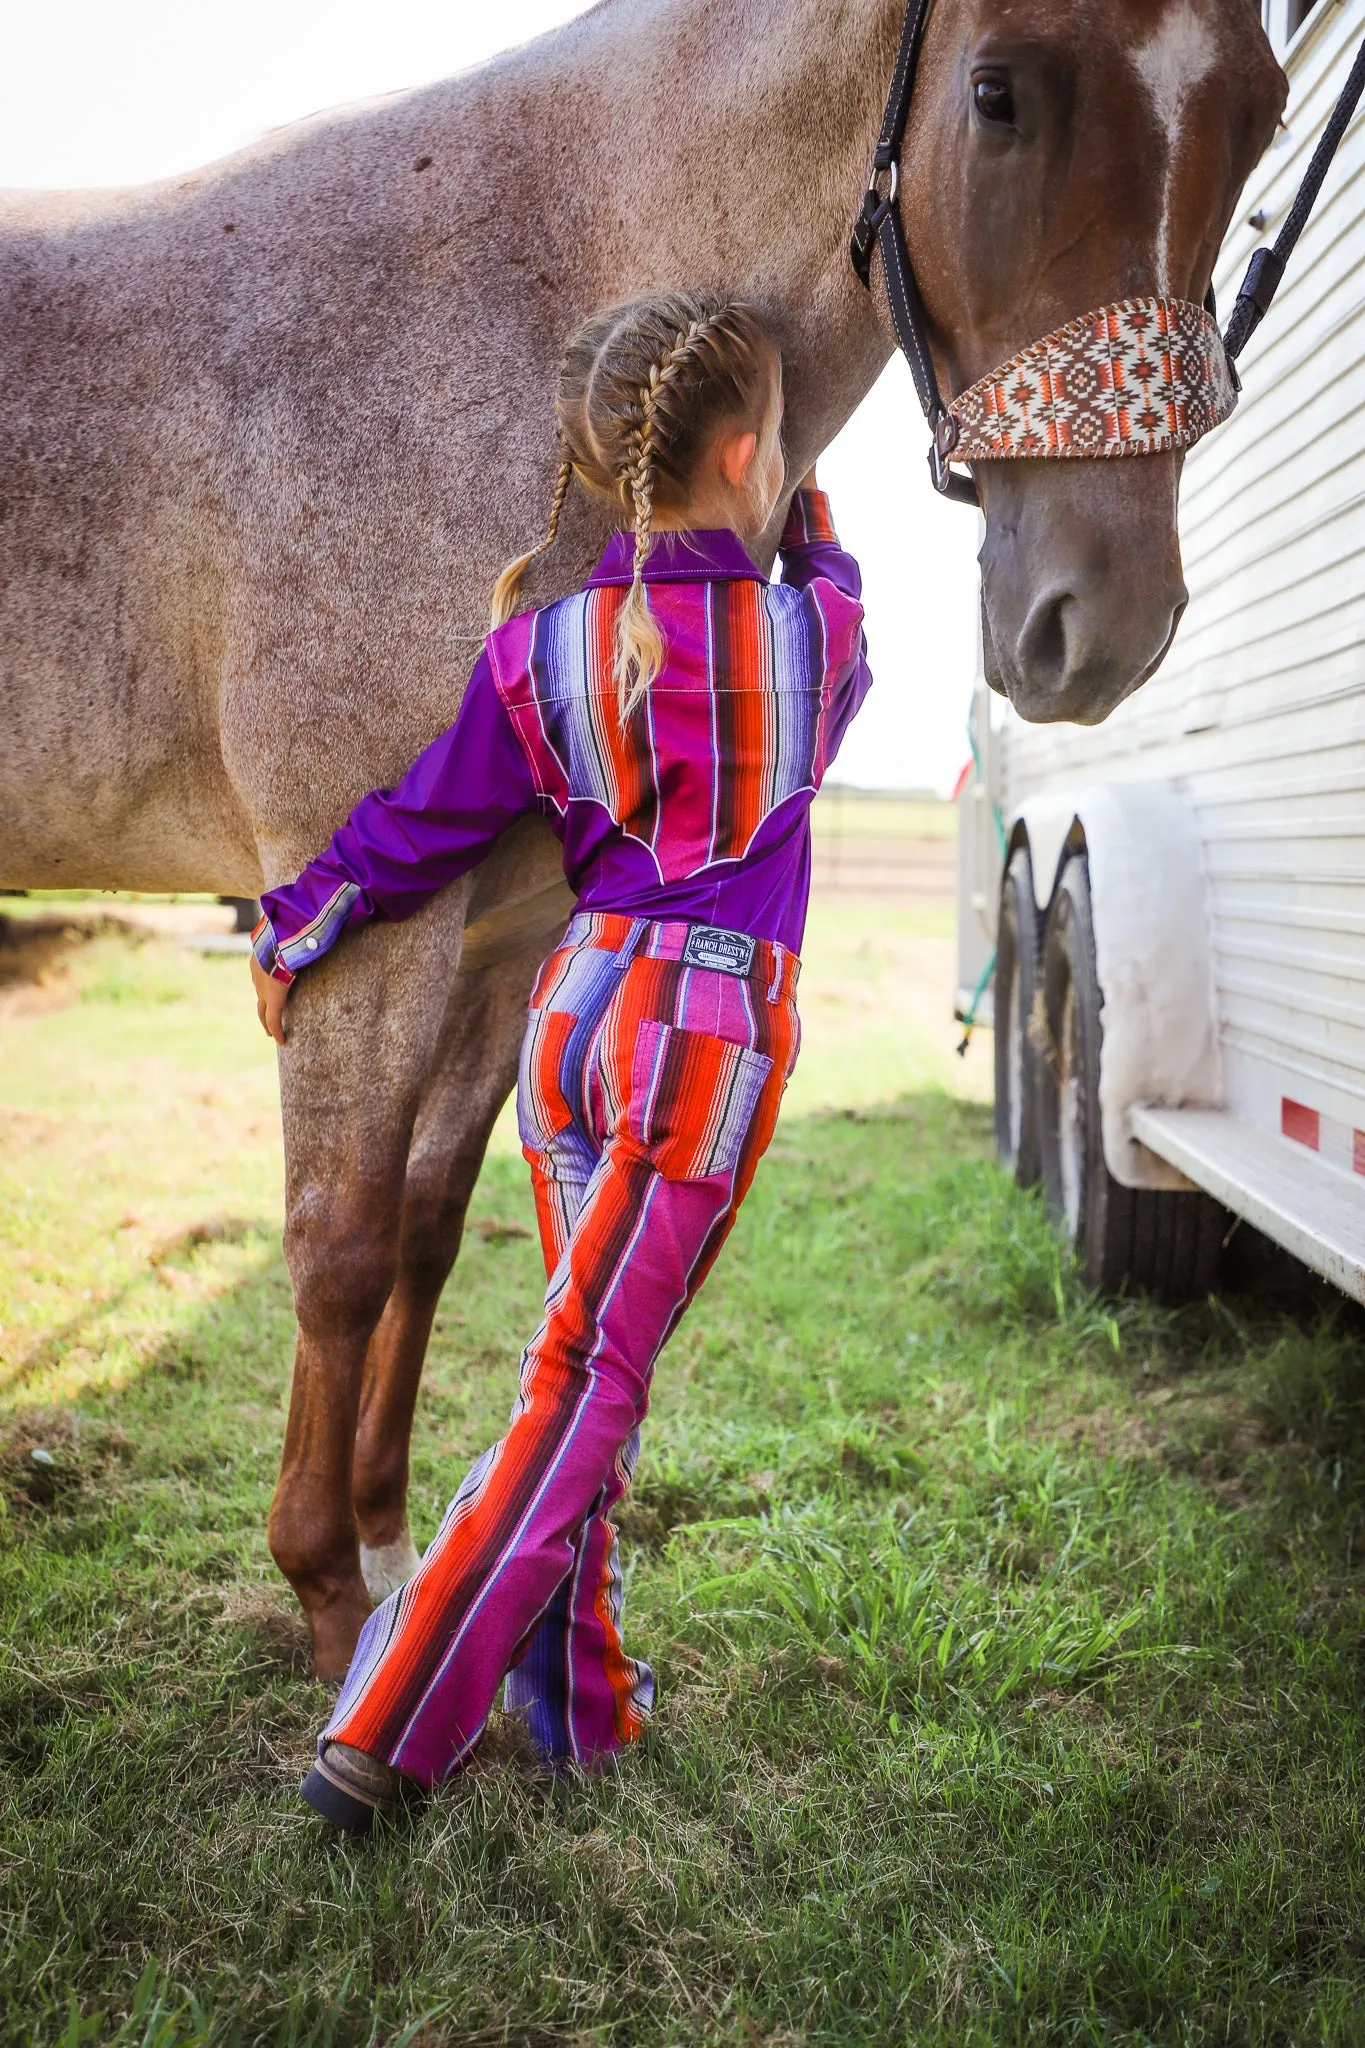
[851,161,899,284]
[929,406,974,503]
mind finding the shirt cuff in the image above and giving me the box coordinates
[251,914,295,987]
[255,881,363,980]
[780,488,839,550]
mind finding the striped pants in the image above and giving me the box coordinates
[322,913,800,1785]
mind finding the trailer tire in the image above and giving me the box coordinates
[993,847,1041,1185]
[1038,855,1224,1302]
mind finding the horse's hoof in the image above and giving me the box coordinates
[301,1741,414,1834]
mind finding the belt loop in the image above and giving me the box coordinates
[767,942,784,1004]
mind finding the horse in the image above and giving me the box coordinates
[0,0,1285,1675]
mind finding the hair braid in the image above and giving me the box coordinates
[489,454,575,629]
[614,313,726,719]
[490,288,775,714]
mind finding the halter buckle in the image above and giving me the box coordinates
[928,409,978,505]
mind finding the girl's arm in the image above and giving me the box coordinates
[250,650,541,1040]
[778,474,874,764]
[777,475,863,605]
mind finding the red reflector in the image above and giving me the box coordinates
[1282,1098,1320,1150]
[1355,1130,1365,1177]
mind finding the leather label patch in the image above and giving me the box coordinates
[681,925,757,978]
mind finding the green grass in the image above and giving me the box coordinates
[2,914,1364,2045]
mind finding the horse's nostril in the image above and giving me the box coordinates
[1008,574,1188,722]
[1133,592,1188,692]
[1018,588,1077,692]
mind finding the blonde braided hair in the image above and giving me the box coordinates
[489,290,776,722]
[489,455,574,629]
[614,312,730,716]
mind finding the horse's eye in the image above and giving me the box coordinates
[972,77,1015,125]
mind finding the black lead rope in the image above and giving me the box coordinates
[852,3,1365,501]
[1224,29,1365,361]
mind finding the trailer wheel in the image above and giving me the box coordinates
[993,847,1041,1185]
[1038,855,1224,1302]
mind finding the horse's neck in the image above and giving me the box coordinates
[529,0,900,460]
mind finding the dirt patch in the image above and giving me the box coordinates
[0,900,242,1003]
[468,1216,533,1245]
[147,1215,260,1267]
[218,1588,313,1674]
[0,1412,133,1513]
[0,909,146,1020]
[0,911,116,990]
[1053,1407,1168,1460]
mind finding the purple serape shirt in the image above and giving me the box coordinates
[254,489,871,982]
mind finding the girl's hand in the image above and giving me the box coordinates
[796,465,819,493]
[250,954,291,1046]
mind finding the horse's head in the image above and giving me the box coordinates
[907,0,1286,723]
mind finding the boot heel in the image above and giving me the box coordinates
[299,1740,408,1834]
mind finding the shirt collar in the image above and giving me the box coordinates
[584,527,766,588]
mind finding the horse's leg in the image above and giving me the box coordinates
[268,908,461,1679]
[347,942,544,1597]
[350,932,554,1600]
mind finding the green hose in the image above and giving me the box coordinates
[956,946,997,1058]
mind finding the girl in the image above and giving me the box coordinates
[250,290,872,1830]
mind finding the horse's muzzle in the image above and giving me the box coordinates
[977,453,1190,725]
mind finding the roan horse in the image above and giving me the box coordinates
[0,0,1285,1675]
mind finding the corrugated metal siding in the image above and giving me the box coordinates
[999,0,1365,1145]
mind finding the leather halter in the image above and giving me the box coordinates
[851,0,1365,507]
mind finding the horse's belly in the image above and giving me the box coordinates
[0,788,264,895]
[0,611,262,895]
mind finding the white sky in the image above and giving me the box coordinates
[0,0,982,793]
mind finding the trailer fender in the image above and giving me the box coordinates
[1012,783,1223,1191]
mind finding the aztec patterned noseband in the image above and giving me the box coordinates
[938,296,1239,468]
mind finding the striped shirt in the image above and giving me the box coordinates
[255,489,870,981]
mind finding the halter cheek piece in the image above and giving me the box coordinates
[854,0,1365,507]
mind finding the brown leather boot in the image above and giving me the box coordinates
[299,1740,412,1833]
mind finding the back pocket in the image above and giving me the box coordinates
[627,1018,773,1181]
[517,1005,580,1155]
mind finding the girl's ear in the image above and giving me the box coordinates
[717,427,759,489]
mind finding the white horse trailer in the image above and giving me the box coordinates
[957,0,1365,1305]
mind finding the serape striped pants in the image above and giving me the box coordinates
[323,912,800,1785]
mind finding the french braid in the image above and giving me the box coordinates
[615,313,726,716]
[488,290,774,719]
